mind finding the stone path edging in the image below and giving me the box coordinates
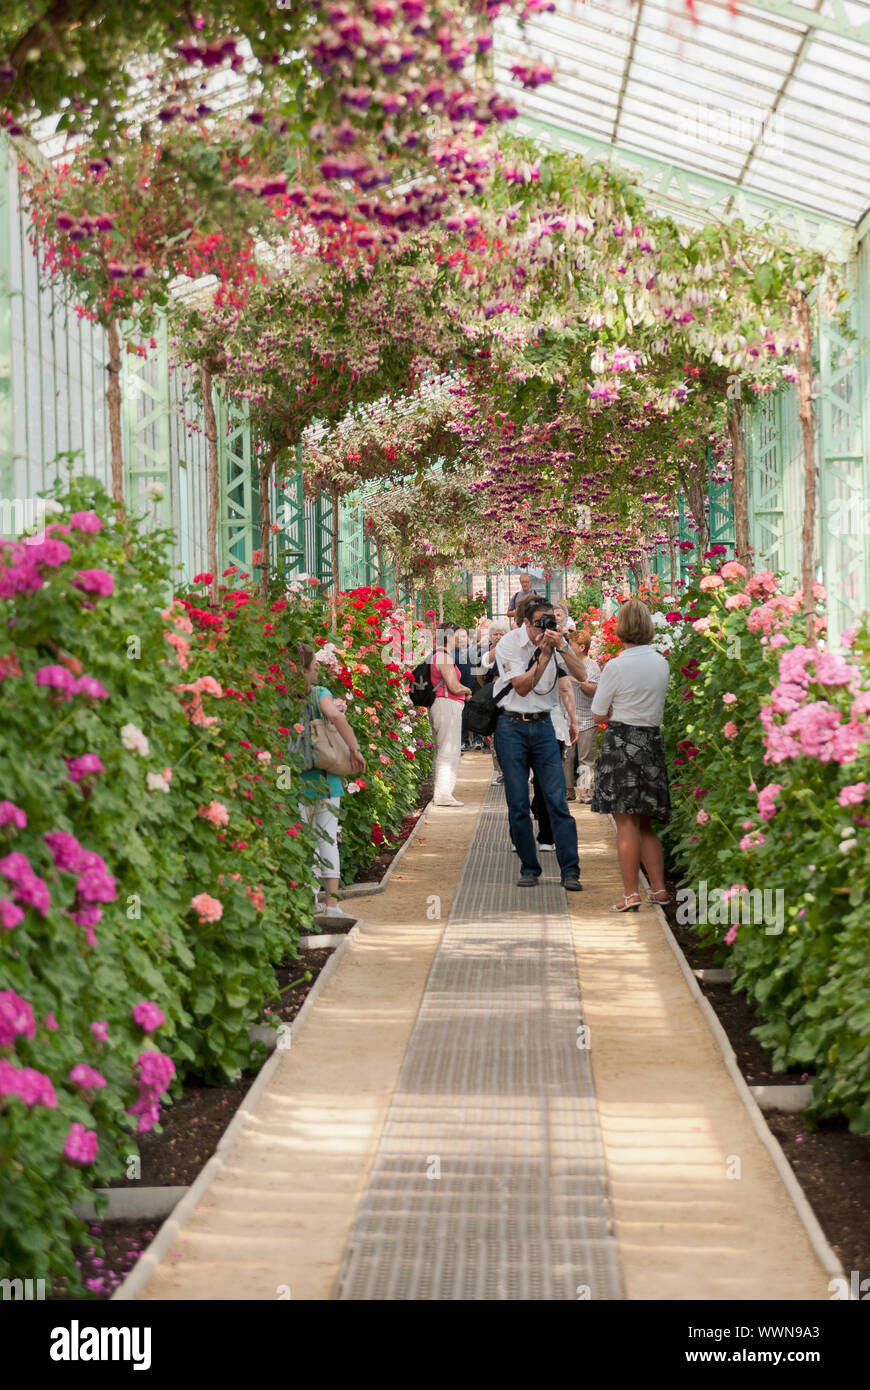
[73,1186,189,1222]
[339,801,432,898]
[111,925,361,1300]
[641,874,845,1287]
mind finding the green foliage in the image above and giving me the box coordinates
[661,561,870,1131]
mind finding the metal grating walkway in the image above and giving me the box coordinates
[333,784,625,1300]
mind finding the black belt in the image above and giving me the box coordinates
[502,710,551,723]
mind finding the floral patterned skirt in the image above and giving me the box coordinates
[590,722,671,822]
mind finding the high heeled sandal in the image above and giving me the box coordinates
[611,894,641,913]
[646,889,671,905]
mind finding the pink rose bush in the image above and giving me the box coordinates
[664,556,870,1132]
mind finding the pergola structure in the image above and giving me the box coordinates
[1,2,869,636]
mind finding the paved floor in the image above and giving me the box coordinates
[333,782,623,1300]
[132,756,833,1301]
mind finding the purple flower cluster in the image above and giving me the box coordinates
[71,567,114,598]
[127,1049,176,1133]
[0,1058,57,1108]
[69,1062,107,1096]
[64,1121,99,1164]
[0,800,27,830]
[132,1001,166,1033]
[0,851,51,916]
[0,535,70,598]
[66,753,105,783]
[35,666,110,702]
[0,988,36,1046]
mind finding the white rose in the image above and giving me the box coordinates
[121,723,149,757]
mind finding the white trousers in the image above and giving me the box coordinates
[429,698,463,802]
[299,796,341,880]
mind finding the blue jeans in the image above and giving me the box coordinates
[494,716,580,879]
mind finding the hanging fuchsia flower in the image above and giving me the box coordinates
[132,1001,166,1033]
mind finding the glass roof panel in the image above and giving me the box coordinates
[496,0,870,251]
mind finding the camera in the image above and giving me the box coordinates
[536,613,558,632]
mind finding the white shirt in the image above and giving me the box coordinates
[493,626,569,714]
[590,645,670,727]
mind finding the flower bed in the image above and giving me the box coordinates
[662,557,870,1132]
[0,480,431,1291]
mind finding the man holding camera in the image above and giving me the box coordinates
[493,598,587,891]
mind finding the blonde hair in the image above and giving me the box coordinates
[616,598,654,646]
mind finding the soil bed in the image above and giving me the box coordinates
[62,946,335,1297]
[349,773,433,884]
[663,866,870,1277]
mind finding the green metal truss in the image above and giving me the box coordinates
[512,115,856,260]
[745,0,870,46]
[120,314,172,530]
[0,135,12,522]
[216,391,255,572]
[275,455,306,579]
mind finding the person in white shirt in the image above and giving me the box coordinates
[589,598,671,914]
[493,598,587,890]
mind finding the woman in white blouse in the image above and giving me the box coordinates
[590,598,671,913]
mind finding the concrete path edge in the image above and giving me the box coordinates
[339,800,432,898]
[642,874,847,1290]
[111,925,361,1301]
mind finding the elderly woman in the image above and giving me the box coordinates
[552,602,576,633]
[565,630,601,803]
[590,598,671,913]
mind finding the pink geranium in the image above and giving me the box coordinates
[723,721,739,740]
[72,568,114,597]
[69,511,102,533]
[190,892,223,922]
[69,1063,107,1095]
[724,593,751,610]
[722,692,737,705]
[0,989,36,1046]
[838,783,868,807]
[64,1122,99,1164]
[720,561,747,581]
[132,1001,166,1032]
[0,801,26,830]
[66,753,105,782]
[90,1020,109,1043]
[198,801,230,827]
[699,574,723,590]
[0,1058,57,1108]
[757,783,784,821]
[745,569,778,599]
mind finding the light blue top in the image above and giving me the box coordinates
[300,685,345,800]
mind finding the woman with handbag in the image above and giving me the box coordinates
[430,622,473,806]
[298,644,366,923]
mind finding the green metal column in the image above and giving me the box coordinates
[216,391,254,571]
[313,490,334,586]
[0,134,12,523]
[120,314,172,529]
[818,258,870,645]
[276,450,305,578]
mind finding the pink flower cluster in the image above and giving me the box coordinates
[35,665,109,701]
[0,800,27,830]
[66,753,105,783]
[64,1121,99,1164]
[190,892,223,922]
[127,1049,176,1133]
[0,988,36,1046]
[69,1062,107,1096]
[71,567,114,597]
[0,851,51,916]
[132,1001,165,1033]
[761,645,869,766]
[757,783,784,821]
[44,831,117,944]
[0,1057,57,1108]
[69,510,102,533]
[198,800,230,827]
[838,782,868,807]
[745,570,778,600]
[0,534,70,599]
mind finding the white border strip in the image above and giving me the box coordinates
[112,925,361,1301]
[642,872,846,1286]
[340,801,432,898]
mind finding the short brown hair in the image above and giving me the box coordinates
[616,598,654,646]
[569,630,591,653]
[297,641,316,671]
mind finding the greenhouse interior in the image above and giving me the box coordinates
[1,0,870,1332]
